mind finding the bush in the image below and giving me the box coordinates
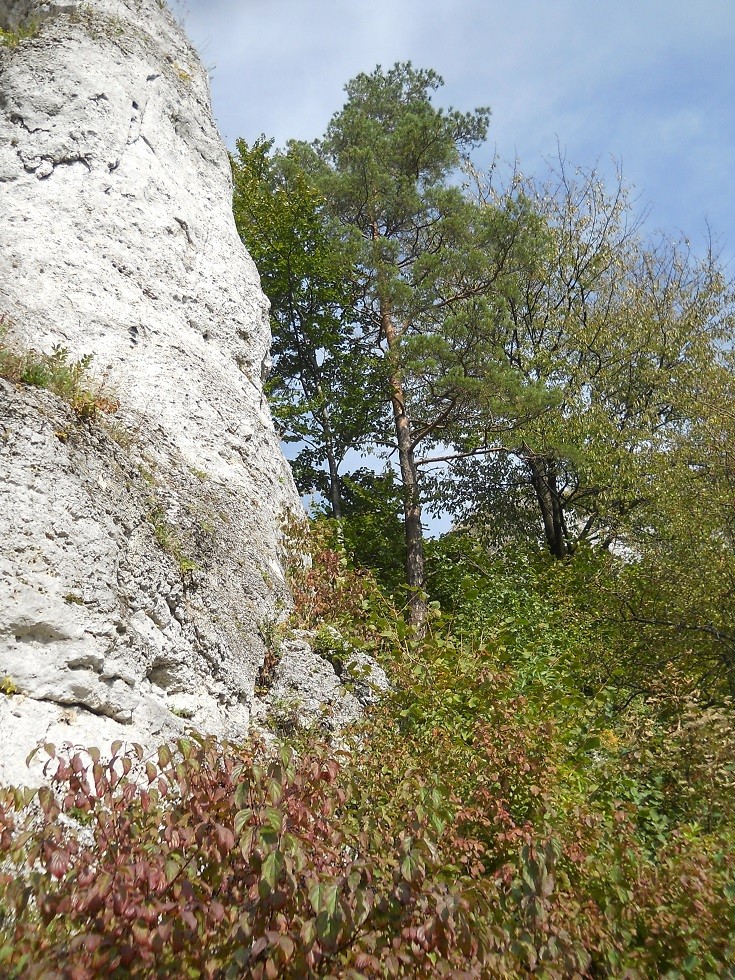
[0,737,498,978]
[3,531,735,977]
[0,319,118,419]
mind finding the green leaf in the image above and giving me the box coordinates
[400,848,423,882]
[263,806,283,833]
[259,849,285,896]
[165,858,181,884]
[309,880,339,916]
[234,809,253,834]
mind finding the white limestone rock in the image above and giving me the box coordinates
[0,0,308,785]
[252,629,389,736]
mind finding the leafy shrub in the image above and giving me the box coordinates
[289,520,401,654]
[0,737,498,978]
[0,320,118,419]
[3,530,735,977]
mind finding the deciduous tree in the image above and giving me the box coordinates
[232,138,380,518]
[443,162,734,560]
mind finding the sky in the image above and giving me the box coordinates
[182,0,735,267]
[180,0,734,528]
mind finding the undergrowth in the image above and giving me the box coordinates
[1,522,735,976]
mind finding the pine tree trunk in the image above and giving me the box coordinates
[381,302,427,630]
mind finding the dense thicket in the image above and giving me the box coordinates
[2,529,735,977]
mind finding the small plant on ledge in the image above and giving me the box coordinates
[0,21,39,49]
[0,318,119,420]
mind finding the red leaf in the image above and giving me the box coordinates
[215,823,236,854]
[84,933,103,953]
[49,848,70,879]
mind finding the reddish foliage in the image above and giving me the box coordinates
[0,737,498,978]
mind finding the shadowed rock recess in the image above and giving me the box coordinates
[0,0,306,784]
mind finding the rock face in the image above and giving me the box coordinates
[253,630,389,738]
[0,0,305,785]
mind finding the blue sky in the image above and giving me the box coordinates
[181,0,734,530]
[183,0,735,266]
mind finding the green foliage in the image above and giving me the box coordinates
[3,534,735,975]
[229,53,735,978]
[345,549,735,976]
[238,64,540,623]
[306,62,530,624]
[235,60,735,652]
[0,320,118,420]
[334,468,407,597]
[232,137,378,517]
[442,164,735,561]
[0,21,38,48]
[600,360,735,698]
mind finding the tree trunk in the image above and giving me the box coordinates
[381,302,427,631]
[317,403,342,519]
[304,345,343,520]
[526,454,570,560]
[325,448,342,520]
[369,218,427,630]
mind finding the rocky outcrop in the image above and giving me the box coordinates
[0,0,305,785]
[253,630,389,738]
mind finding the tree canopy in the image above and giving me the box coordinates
[235,64,537,626]
[233,62,735,685]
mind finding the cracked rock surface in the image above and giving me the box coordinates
[0,0,305,785]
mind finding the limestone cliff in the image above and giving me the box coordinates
[0,0,304,784]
